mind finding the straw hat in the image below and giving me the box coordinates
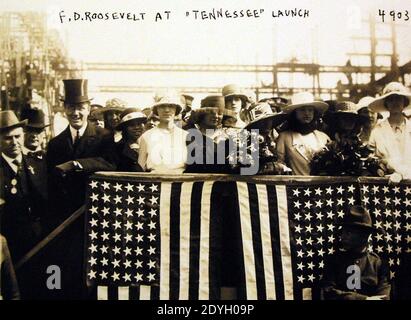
[222,84,249,103]
[116,108,147,130]
[369,82,411,113]
[282,92,328,114]
[244,103,288,130]
[152,90,183,116]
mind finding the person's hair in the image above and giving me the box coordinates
[287,108,320,135]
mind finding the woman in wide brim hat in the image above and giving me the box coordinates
[369,82,411,113]
[276,92,330,175]
[282,92,328,114]
[244,102,288,131]
[324,101,368,139]
[368,82,411,181]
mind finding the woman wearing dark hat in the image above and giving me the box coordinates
[321,205,391,300]
[222,84,250,128]
[106,108,147,172]
[311,101,387,176]
[191,95,225,142]
[276,92,330,175]
[368,82,411,181]
[185,96,228,173]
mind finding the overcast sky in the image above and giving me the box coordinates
[2,0,411,106]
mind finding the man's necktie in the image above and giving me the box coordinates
[73,130,80,149]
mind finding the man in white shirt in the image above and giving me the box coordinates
[138,91,188,174]
[369,82,411,181]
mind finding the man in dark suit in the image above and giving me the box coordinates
[0,111,47,262]
[46,79,115,223]
[45,79,114,299]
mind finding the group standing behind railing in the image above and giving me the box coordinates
[0,79,411,299]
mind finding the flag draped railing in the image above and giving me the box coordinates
[84,173,411,300]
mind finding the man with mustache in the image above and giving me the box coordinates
[0,111,47,263]
[20,108,49,158]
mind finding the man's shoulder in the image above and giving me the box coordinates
[49,126,70,145]
[94,125,111,137]
[367,251,384,263]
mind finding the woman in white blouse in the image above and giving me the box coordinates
[368,82,411,182]
[138,91,188,174]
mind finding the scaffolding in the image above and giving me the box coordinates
[0,12,71,135]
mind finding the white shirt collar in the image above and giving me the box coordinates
[2,152,23,174]
[69,124,88,142]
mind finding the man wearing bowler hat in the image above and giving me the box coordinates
[0,111,47,262]
[20,108,50,157]
[321,205,391,300]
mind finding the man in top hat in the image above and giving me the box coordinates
[0,111,47,262]
[46,79,115,299]
[46,79,115,221]
[367,82,411,182]
[20,108,50,157]
[321,205,391,300]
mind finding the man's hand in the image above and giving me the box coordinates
[387,172,402,184]
[55,161,75,177]
[366,295,387,300]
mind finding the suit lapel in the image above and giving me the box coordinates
[74,122,97,157]
[60,126,74,155]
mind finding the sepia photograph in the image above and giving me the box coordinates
[1,0,411,311]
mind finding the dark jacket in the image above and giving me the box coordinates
[0,153,47,261]
[45,123,115,300]
[46,123,115,222]
[0,235,20,300]
[185,129,230,174]
[106,139,143,172]
[321,250,391,300]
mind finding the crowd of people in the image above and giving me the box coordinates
[1,78,411,300]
